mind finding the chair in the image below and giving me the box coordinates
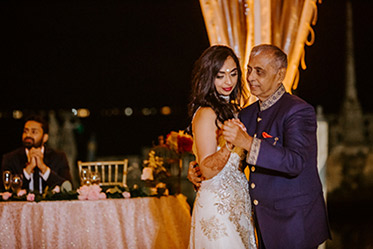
[77,159,128,187]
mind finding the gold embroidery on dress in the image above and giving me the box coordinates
[212,160,252,248]
[192,133,257,248]
[200,216,228,240]
[210,136,255,248]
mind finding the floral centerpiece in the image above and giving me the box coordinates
[166,130,193,155]
[141,150,170,182]
[0,183,78,202]
[77,184,107,200]
[165,130,194,177]
[140,150,170,196]
[0,182,166,202]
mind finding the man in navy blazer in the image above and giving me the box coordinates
[1,115,72,193]
[222,44,331,249]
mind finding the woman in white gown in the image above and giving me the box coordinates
[188,45,257,249]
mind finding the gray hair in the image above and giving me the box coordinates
[250,44,288,70]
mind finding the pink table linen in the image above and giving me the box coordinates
[0,195,191,249]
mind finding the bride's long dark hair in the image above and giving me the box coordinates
[188,45,243,129]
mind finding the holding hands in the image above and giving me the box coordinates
[187,119,253,189]
[222,119,253,152]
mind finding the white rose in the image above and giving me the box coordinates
[141,167,154,181]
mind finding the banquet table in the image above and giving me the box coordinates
[0,195,191,249]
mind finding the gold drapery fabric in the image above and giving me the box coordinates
[199,0,321,105]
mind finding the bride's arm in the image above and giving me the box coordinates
[193,107,232,179]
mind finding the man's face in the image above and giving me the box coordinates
[246,52,284,101]
[22,121,45,149]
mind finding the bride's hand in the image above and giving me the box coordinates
[222,119,252,151]
[225,141,234,152]
[230,119,247,132]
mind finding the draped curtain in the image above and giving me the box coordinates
[199,0,321,106]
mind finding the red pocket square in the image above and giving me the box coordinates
[262,132,273,138]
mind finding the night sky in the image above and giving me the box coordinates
[0,0,208,110]
[296,0,373,115]
[0,0,372,159]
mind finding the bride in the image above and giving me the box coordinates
[188,45,257,249]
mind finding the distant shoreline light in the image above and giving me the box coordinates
[0,106,176,120]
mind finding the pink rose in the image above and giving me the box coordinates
[26,193,35,201]
[77,185,106,200]
[141,167,154,181]
[78,194,87,201]
[17,189,27,197]
[99,192,107,200]
[0,192,12,200]
[90,184,101,193]
[87,189,100,200]
[122,191,131,198]
[77,185,90,200]
[87,184,101,200]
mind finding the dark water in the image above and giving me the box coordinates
[326,200,373,249]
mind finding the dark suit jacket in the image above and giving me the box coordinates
[1,146,72,191]
[239,90,331,249]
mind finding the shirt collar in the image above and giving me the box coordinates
[259,84,286,111]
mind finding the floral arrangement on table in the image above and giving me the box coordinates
[165,130,194,178]
[0,180,169,202]
[140,150,170,196]
[141,150,169,182]
[166,130,193,156]
[77,184,107,200]
[0,184,78,202]
[138,130,194,195]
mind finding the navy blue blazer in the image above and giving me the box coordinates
[239,90,331,249]
[1,146,72,191]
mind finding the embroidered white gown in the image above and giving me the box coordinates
[189,142,257,249]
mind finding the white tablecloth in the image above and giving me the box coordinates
[0,195,191,249]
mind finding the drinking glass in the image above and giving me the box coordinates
[90,171,101,185]
[3,170,12,191]
[80,168,91,186]
[11,175,23,194]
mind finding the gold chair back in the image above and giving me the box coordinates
[77,159,128,187]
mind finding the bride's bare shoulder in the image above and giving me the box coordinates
[194,107,216,121]
[192,107,217,135]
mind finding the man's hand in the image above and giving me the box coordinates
[187,161,204,190]
[222,119,253,152]
[24,156,37,175]
[28,148,49,174]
